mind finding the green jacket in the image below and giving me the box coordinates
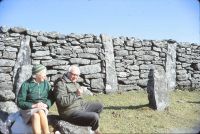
[53,74,83,118]
[17,77,54,110]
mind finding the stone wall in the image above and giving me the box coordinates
[0,26,200,113]
[113,37,177,91]
[176,43,200,89]
[0,26,109,101]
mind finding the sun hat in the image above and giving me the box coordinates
[32,64,46,75]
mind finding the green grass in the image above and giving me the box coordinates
[49,90,200,133]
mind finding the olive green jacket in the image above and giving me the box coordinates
[17,77,54,110]
[53,74,83,118]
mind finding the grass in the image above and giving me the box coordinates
[49,90,200,133]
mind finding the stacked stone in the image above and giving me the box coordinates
[1,25,200,133]
[0,25,200,100]
[0,26,107,116]
[29,30,105,92]
[113,37,169,91]
[176,43,200,89]
[0,27,25,113]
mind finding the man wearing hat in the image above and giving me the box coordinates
[17,64,54,134]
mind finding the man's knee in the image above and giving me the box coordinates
[91,113,99,121]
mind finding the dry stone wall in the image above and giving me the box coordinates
[0,26,200,113]
[176,43,200,89]
[113,37,173,91]
[30,31,106,93]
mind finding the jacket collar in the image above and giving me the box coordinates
[29,77,45,84]
[29,77,36,83]
[62,73,72,83]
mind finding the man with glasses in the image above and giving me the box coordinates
[53,65,103,134]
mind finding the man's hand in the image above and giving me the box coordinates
[77,87,84,96]
[32,102,48,108]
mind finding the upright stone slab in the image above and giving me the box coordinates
[101,34,118,93]
[166,42,177,91]
[13,36,31,84]
[13,36,31,101]
[147,65,169,111]
[14,65,32,102]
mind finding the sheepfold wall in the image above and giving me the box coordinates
[0,26,200,98]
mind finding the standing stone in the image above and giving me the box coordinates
[101,34,118,93]
[166,42,177,91]
[147,66,169,111]
[14,65,32,102]
[13,36,31,99]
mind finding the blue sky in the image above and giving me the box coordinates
[0,0,199,43]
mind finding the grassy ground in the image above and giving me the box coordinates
[49,90,200,133]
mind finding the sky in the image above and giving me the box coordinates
[0,0,199,44]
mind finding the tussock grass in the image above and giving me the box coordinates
[49,90,200,133]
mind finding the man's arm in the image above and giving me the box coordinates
[54,81,78,107]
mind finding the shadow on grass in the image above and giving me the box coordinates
[187,101,200,104]
[104,104,150,110]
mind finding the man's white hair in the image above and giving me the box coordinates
[68,65,80,75]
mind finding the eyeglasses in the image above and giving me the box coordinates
[69,72,79,77]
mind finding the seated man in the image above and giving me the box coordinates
[53,65,103,134]
[17,64,54,134]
